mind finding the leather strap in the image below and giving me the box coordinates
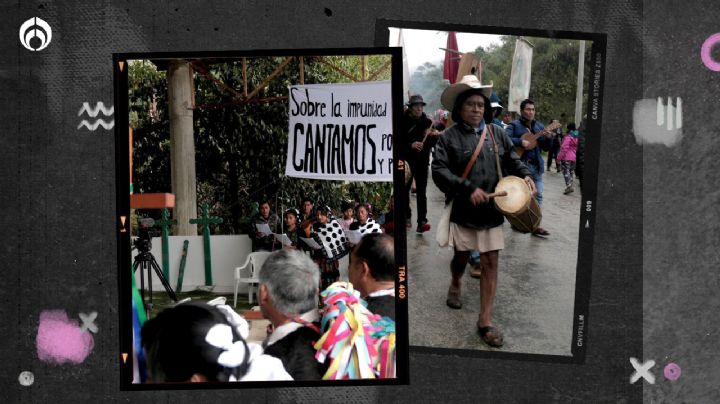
[461,126,487,179]
[487,125,504,181]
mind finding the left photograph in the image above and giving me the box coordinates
[114,48,406,388]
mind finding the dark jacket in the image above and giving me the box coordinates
[400,111,435,163]
[506,117,552,173]
[432,122,531,230]
[366,295,395,321]
[250,213,280,251]
[263,327,324,380]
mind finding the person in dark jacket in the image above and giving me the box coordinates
[489,91,505,127]
[546,119,563,172]
[250,199,281,251]
[432,75,535,348]
[506,99,553,236]
[259,249,324,380]
[400,94,440,234]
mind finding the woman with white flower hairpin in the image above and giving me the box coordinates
[141,301,292,382]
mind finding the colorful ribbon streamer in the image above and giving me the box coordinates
[314,282,396,379]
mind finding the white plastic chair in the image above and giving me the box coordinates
[234,251,272,307]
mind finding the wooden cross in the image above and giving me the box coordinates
[189,204,223,286]
[154,208,177,280]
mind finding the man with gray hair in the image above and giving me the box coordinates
[258,249,323,380]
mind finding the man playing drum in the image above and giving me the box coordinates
[432,75,536,347]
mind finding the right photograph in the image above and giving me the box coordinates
[384,23,604,360]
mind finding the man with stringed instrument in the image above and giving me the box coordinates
[506,99,560,237]
[400,94,441,234]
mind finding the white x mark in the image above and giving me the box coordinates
[79,312,98,333]
[630,357,655,384]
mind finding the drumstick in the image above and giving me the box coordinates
[487,191,508,198]
[421,128,440,145]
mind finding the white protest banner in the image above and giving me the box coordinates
[508,38,534,112]
[285,81,393,181]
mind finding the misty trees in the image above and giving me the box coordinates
[409,35,590,124]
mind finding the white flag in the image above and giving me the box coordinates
[391,28,410,99]
[508,38,534,112]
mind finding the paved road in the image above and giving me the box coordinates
[407,163,580,355]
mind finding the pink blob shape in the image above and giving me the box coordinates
[664,362,682,381]
[701,33,720,72]
[36,310,94,364]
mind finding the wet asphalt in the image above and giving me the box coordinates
[406,163,580,355]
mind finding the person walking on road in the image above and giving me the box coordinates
[506,99,553,237]
[432,75,535,348]
[401,94,440,234]
[557,123,580,194]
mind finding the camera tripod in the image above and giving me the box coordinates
[132,249,177,318]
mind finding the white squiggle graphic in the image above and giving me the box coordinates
[78,102,114,117]
[77,119,115,130]
[78,102,114,131]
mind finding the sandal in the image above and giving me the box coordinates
[532,227,550,237]
[477,324,504,347]
[446,284,462,309]
[469,264,482,279]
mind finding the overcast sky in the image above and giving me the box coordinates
[388,28,503,74]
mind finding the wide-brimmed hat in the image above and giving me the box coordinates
[440,75,493,111]
[406,94,426,106]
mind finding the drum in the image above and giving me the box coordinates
[493,176,542,233]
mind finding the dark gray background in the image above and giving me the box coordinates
[643,1,720,403]
[0,0,704,402]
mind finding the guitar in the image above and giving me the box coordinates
[514,121,562,158]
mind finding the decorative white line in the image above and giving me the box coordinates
[77,119,115,130]
[78,102,114,117]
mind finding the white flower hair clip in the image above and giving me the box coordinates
[210,303,250,340]
[205,324,249,369]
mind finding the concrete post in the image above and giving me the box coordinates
[575,41,586,126]
[168,60,198,236]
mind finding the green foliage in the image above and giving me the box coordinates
[129,56,393,235]
[129,61,170,195]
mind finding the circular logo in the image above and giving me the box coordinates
[18,371,35,386]
[19,17,52,52]
[663,362,682,381]
[701,33,720,72]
